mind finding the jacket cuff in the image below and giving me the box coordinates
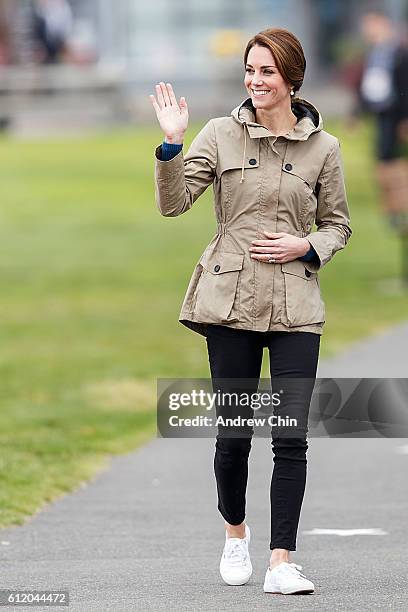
[155,143,183,163]
[298,245,318,262]
[301,236,323,272]
[154,144,184,184]
[161,141,183,161]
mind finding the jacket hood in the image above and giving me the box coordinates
[231,96,323,138]
[230,96,323,183]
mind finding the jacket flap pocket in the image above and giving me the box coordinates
[281,164,315,194]
[216,142,260,179]
[216,159,260,180]
[200,250,244,274]
[281,259,316,280]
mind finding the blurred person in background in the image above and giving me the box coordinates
[0,0,12,65]
[32,0,73,64]
[351,9,408,233]
[0,0,13,131]
[150,27,351,596]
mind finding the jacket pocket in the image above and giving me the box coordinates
[281,259,325,326]
[281,164,315,199]
[194,250,244,323]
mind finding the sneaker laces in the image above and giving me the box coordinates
[279,562,307,580]
[224,538,248,566]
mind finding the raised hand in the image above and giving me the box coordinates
[149,82,189,144]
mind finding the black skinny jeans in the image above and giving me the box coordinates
[206,324,320,551]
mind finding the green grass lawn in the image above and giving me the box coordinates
[0,117,407,527]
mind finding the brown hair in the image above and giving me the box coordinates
[243,28,306,95]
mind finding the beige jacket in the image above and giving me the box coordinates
[154,96,352,338]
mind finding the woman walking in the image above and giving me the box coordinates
[150,28,351,595]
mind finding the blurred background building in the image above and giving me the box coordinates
[0,0,407,135]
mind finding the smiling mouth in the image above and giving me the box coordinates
[251,89,271,96]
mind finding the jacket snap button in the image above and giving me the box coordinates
[284,163,293,171]
[214,264,221,272]
[304,268,311,278]
[248,158,257,165]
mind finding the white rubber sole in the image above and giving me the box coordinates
[264,586,314,595]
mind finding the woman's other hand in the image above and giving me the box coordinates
[149,82,188,144]
[249,231,310,263]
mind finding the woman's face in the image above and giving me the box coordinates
[244,44,292,110]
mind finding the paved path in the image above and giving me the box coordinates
[317,321,408,378]
[1,325,408,611]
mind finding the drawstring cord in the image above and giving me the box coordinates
[239,124,247,183]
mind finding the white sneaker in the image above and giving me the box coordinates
[263,561,314,595]
[219,524,252,586]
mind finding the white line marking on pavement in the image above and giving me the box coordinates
[303,528,388,536]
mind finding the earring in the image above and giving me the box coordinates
[290,89,295,96]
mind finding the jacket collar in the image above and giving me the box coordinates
[230,96,323,141]
[230,96,323,184]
